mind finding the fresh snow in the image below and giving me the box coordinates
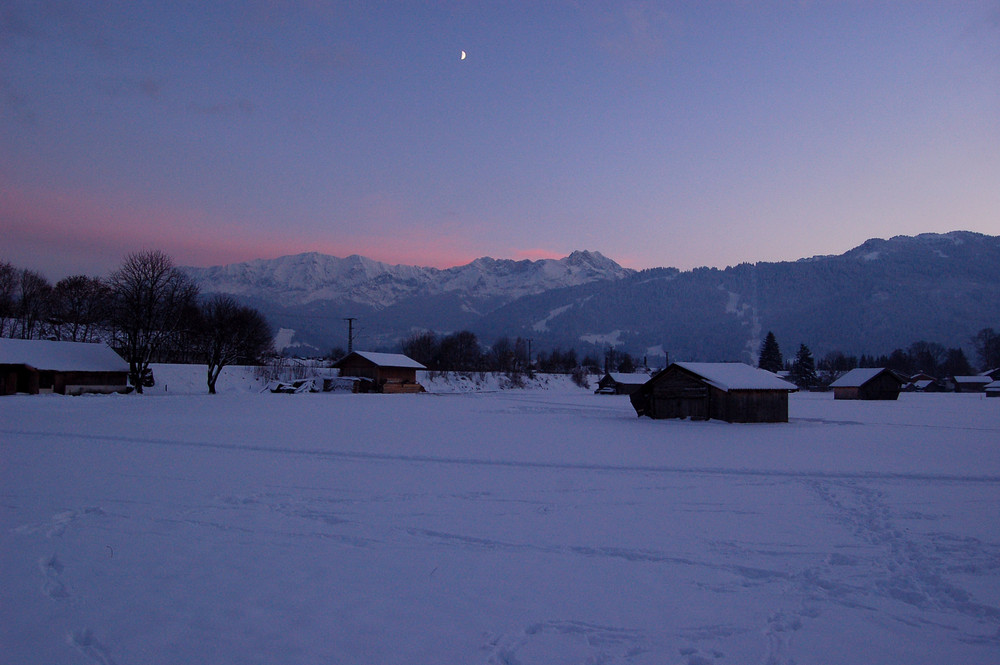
[342,350,426,369]
[672,362,797,391]
[532,304,574,332]
[0,338,128,372]
[829,367,892,388]
[580,330,627,347]
[2,370,1000,664]
[184,250,632,309]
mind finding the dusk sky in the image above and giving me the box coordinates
[2,1,999,281]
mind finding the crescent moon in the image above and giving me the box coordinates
[460,50,466,60]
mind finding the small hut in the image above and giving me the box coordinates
[903,372,943,392]
[630,362,796,423]
[595,372,648,395]
[0,338,129,395]
[829,368,903,400]
[948,375,993,393]
[332,351,426,393]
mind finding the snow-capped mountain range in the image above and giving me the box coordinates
[183,232,1000,361]
[183,250,631,309]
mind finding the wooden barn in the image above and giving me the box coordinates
[948,375,993,393]
[829,368,903,400]
[0,338,129,396]
[629,362,796,423]
[332,351,426,393]
[904,372,943,392]
[595,372,648,395]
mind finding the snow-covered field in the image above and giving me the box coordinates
[3,366,999,664]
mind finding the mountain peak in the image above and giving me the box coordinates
[184,249,633,309]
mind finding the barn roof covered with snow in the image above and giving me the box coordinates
[829,367,897,388]
[606,372,649,385]
[671,362,796,391]
[0,338,128,372]
[952,375,992,385]
[333,351,426,370]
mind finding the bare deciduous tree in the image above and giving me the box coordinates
[51,275,111,342]
[108,250,199,393]
[972,328,1000,372]
[13,269,53,339]
[0,261,17,337]
[196,295,273,394]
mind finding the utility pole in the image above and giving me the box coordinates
[343,317,357,354]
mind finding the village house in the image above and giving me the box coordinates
[629,362,796,423]
[0,338,129,396]
[594,372,648,395]
[986,380,1000,398]
[829,368,903,400]
[904,372,943,392]
[948,375,993,393]
[332,351,426,393]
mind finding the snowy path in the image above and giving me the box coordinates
[2,390,999,663]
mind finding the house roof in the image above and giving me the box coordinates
[0,338,128,372]
[953,375,993,384]
[671,362,797,392]
[605,372,648,385]
[829,367,899,388]
[334,351,426,370]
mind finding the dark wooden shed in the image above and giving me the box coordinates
[0,338,129,396]
[949,375,993,393]
[829,368,903,400]
[630,362,796,423]
[332,351,426,393]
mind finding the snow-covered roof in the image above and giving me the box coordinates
[672,362,796,391]
[340,351,426,369]
[829,367,896,388]
[0,338,128,372]
[606,372,648,385]
[985,380,1000,391]
[953,375,992,385]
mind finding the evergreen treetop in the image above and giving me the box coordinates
[758,331,783,373]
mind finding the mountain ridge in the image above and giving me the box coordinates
[183,249,633,309]
[182,231,1000,362]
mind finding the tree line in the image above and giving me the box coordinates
[399,330,606,374]
[757,329,999,389]
[1,251,274,394]
[396,330,626,388]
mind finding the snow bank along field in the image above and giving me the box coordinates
[2,365,999,664]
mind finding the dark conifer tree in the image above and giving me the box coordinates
[939,348,974,377]
[789,344,818,389]
[757,331,783,373]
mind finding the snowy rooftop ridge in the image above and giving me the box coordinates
[0,338,128,372]
[673,362,796,391]
[343,350,426,369]
[953,375,993,384]
[607,372,649,385]
[828,367,892,388]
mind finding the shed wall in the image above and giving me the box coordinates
[634,366,789,422]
